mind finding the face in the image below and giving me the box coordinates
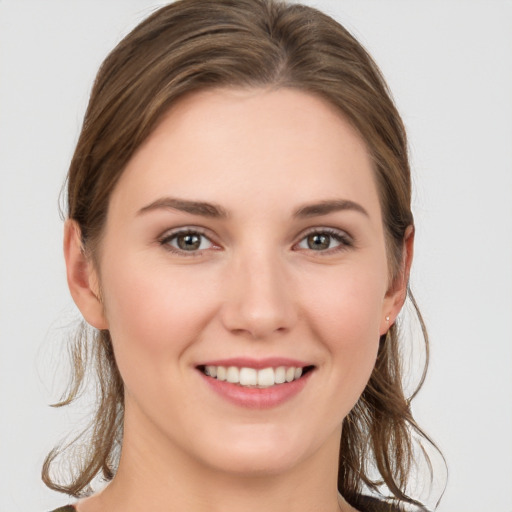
[71,87,405,477]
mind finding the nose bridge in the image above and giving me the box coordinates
[220,245,297,339]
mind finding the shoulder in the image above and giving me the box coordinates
[355,495,430,512]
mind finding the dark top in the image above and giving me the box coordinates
[49,497,428,512]
[355,495,429,511]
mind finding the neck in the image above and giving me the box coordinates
[77,404,355,512]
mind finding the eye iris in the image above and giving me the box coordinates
[177,233,201,251]
[307,233,330,250]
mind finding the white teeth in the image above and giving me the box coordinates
[226,366,239,383]
[202,365,308,387]
[275,366,286,384]
[257,367,275,387]
[239,367,257,386]
[205,365,217,378]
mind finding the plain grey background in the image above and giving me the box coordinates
[1,1,511,511]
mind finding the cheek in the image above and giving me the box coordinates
[300,261,386,340]
[297,263,385,399]
[99,256,219,360]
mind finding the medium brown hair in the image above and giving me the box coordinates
[44,0,443,508]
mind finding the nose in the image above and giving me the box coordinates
[219,251,298,340]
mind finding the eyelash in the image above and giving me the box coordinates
[294,228,353,255]
[158,227,353,256]
[158,228,218,257]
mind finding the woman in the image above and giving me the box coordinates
[44,0,442,510]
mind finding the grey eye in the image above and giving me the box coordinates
[295,227,355,254]
[306,233,331,250]
[164,231,214,252]
[298,232,342,251]
[177,233,202,251]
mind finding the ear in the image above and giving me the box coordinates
[379,225,414,335]
[63,219,108,330]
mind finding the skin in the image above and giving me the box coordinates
[65,87,412,512]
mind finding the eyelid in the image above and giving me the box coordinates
[158,226,221,255]
[156,225,353,256]
[293,226,354,253]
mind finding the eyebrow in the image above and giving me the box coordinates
[137,197,229,218]
[137,197,368,219]
[293,199,369,218]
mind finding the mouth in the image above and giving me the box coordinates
[197,364,315,389]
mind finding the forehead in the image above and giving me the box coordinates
[111,87,381,221]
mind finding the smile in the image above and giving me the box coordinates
[200,365,313,388]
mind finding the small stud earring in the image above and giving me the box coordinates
[385,316,390,322]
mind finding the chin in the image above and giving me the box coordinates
[190,423,328,477]
[204,447,302,477]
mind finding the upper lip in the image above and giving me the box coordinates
[196,357,312,369]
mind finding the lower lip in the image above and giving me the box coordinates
[198,370,312,409]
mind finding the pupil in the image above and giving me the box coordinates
[308,233,330,250]
[178,234,200,250]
